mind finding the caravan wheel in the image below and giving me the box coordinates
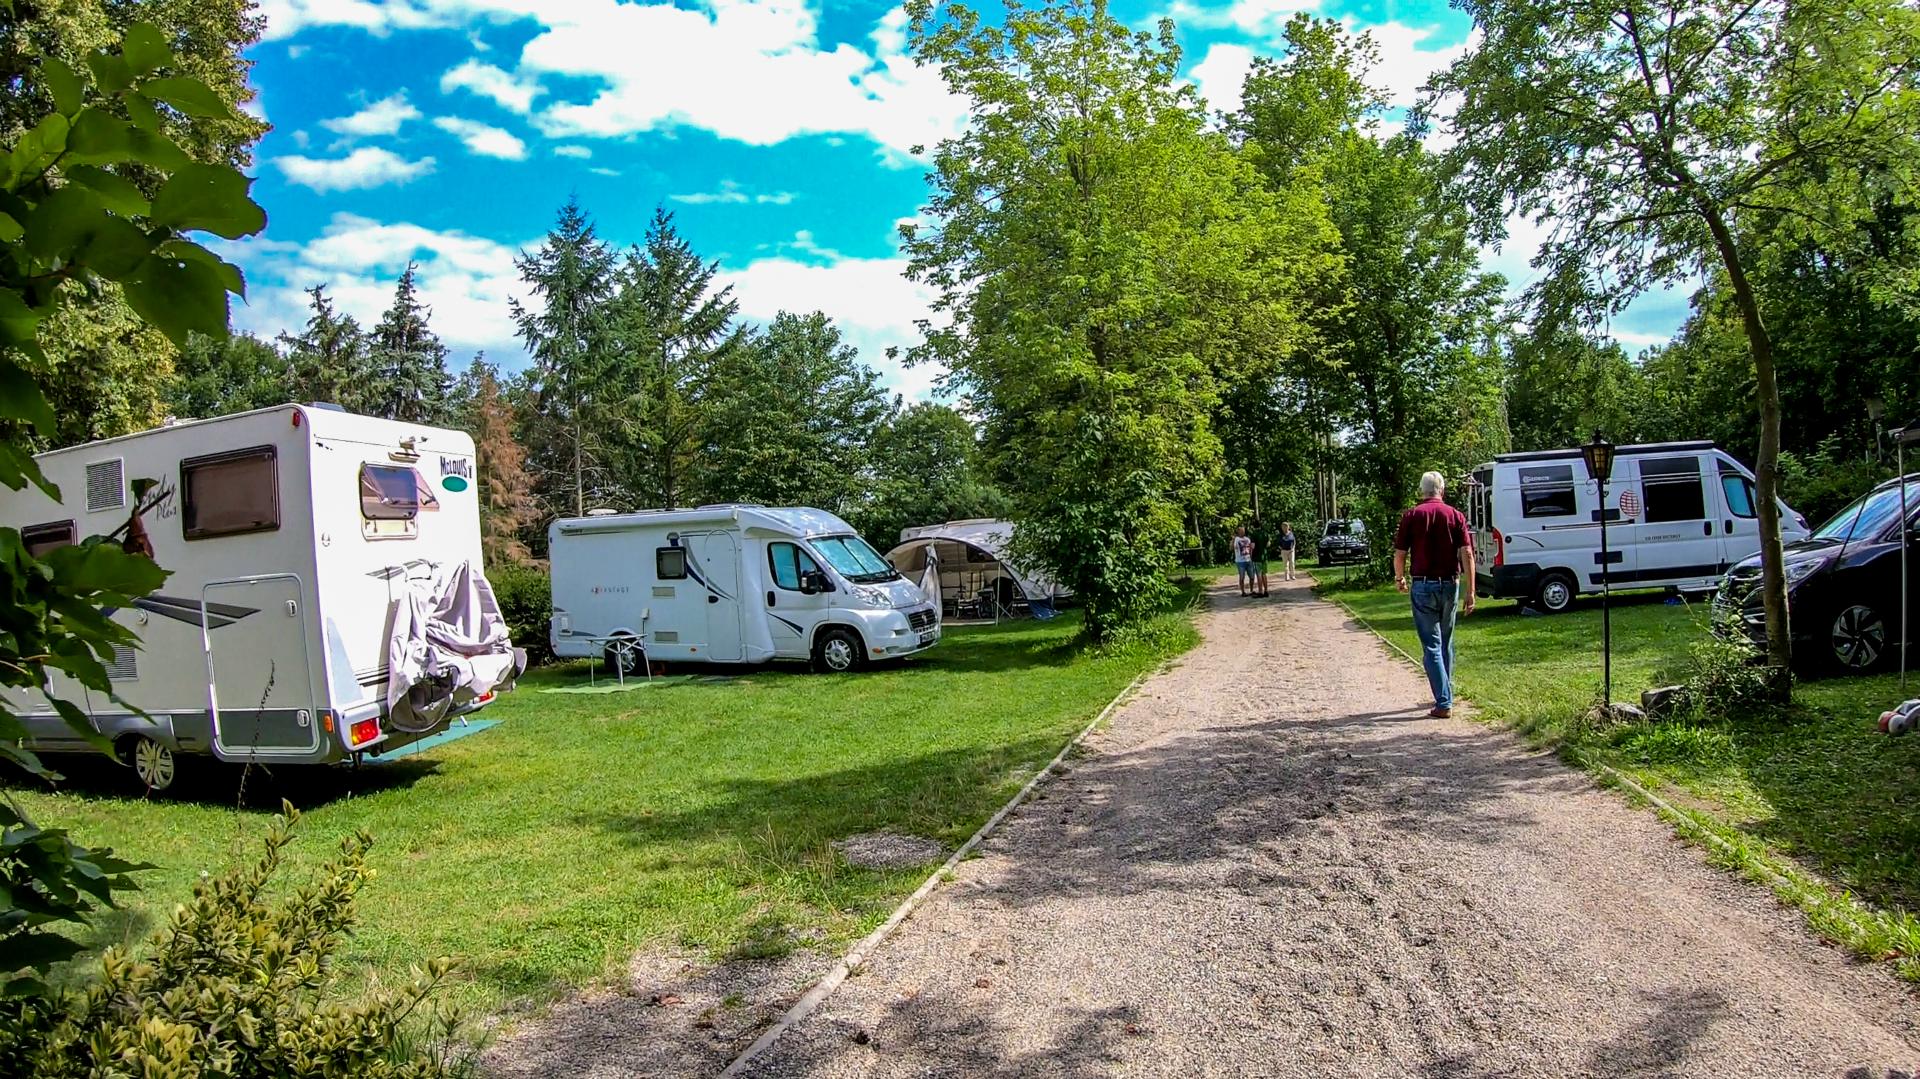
[125,736,178,794]
[814,627,867,673]
[1534,572,1576,614]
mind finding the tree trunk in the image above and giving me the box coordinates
[1702,205,1792,681]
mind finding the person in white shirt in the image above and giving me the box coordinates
[1231,525,1255,597]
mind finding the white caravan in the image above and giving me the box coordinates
[549,505,941,672]
[0,405,523,790]
[1467,440,1811,612]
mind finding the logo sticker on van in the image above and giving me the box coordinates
[439,456,472,492]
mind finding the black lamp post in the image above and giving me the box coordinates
[1582,430,1618,711]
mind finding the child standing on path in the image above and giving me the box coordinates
[1279,522,1297,581]
[1249,519,1272,597]
[1232,526,1255,597]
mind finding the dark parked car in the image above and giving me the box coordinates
[1716,474,1920,671]
[1318,519,1370,566]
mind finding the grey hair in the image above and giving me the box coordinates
[1418,471,1446,499]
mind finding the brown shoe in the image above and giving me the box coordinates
[1427,707,1451,718]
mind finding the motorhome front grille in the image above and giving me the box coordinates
[907,609,937,631]
[106,645,137,681]
[86,459,125,512]
[654,631,680,643]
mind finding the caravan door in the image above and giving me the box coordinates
[1628,452,1722,588]
[203,574,321,758]
[686,531,744,662]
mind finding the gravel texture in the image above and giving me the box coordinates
[740,577,1920,1078]
[835,832,950,870]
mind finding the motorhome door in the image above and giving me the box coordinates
[203,574,321,757]
[687,531,744,662]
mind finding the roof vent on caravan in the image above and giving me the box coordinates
[85,458,125,512]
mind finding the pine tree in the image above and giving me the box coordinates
[512,198,618,517]
[456,357,539,566]
[369,263,452,422]
[606,208,745,510]
[281,286,375,412]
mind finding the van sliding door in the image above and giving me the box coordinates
[1629,454,1720,588]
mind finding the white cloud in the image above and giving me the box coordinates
[227,212,533,355]
[1364,23,1471,107]
[273,147,436,192]
[1190,43,1255,115]
[259,1,967,160]
[320,92,422,137]
[1165,0,1319,39]
[552,144,593,159]
[440,58,544,114]
[433,115,528,159]
[718,250,946,400]
[669,180,797,205]
[588,166,621,177]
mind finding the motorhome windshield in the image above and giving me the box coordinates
[1813,481,1920,542]
[812,535,898,583]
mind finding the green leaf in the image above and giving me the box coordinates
[0,213,21,243]
[123,253,230,343]
[141,76,236,120]
[7,112,70,184]
[62,165,149,216]
[123,92,161,133]
[0,290,42,352]
[150,164,266,239]
[122,23,174,76]
[156,239,247,297]
[44,58,83,115]
[65,108,135,163]
[85,50,132,95]
[22,185,107,262]
[81,215,153,279]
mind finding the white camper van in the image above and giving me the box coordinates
[1467,441,1811,612]
[549,505,940,672]
[0,405,522,791]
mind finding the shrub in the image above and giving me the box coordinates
[1665,615,1783,721]
[0,805,471,1078]
[490,562,553,667]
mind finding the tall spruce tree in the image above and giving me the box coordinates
[369,263,452,422]
[281,286,376,413]
[512,197,618,517]
[606,208,745,510]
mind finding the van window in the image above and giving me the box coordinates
[359,465,420,520]
[768,541,822,590]
[182,446,279,539]
[1518,464,1577,518]
[1641,456,1706,523]
[22,520,75,557]
[656,546,687,579]
[1720,474,1756,519]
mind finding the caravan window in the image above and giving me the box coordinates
[360,465,420,520]
[1642,456,1706,522]
[1518,464,1577,518]
[182,446,279,539]
[656,546,687,580]
[768,542,822,590]
[22,520,75,557]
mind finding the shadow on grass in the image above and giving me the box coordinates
[2,751,443,812]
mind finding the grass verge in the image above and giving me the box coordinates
[12,590,1201,1018]
[1314,572,1920,980]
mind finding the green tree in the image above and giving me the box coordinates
[1505,328,1645,451]
[28,282,176,447]
[854,402,1012,551]
[281,285,377,413]
[606,208,745,511]
[513,197,618,517]
[167,330,290,419]
[369,263,452,422]
[1432,0,1920,671]
[694,311,890,511]
[905,0,1325,640]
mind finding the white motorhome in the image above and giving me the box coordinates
[549,505,940,672]
[1467,441,1811,612]
[0,405,522,790]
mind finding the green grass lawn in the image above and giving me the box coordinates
[12,600,1197,1017]
[1316,576,1920,923]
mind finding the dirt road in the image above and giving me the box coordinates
[739,577,1919,1077]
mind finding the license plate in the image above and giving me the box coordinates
[917,631,937,647]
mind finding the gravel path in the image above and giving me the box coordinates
[741,576,1920,1078]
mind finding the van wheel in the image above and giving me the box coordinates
[814,627,867,673]
[123,735,180,794]
[603,635,644,677]
[1829,604,1887,671]
[1534,573,1576,614]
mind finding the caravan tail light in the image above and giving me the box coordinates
[1492,528,1505,567]
[349,718,381,746]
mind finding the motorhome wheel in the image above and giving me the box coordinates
[603,635,644,677]
[814,627,866,673]
[126,735,177,793]
[1534,572,1575,614]
[1830,604,1887,671]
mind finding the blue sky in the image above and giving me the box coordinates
[231,0,1690,399]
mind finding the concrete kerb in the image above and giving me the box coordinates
[717,665,1159,1077]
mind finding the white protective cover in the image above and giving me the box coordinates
[386,561,525,733]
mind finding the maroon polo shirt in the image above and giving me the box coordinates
[1394,498,1471,578]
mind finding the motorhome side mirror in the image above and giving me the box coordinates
[801,570,833,594]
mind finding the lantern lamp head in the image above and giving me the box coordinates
[1581,430,1616,481]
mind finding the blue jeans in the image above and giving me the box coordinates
[1410,580,1458,709]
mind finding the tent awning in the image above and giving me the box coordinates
[884,519,1065,603]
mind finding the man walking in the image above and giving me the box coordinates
[1232,525,1255,597]
[1278,522,1297,581]
[1393,471,1476,718]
